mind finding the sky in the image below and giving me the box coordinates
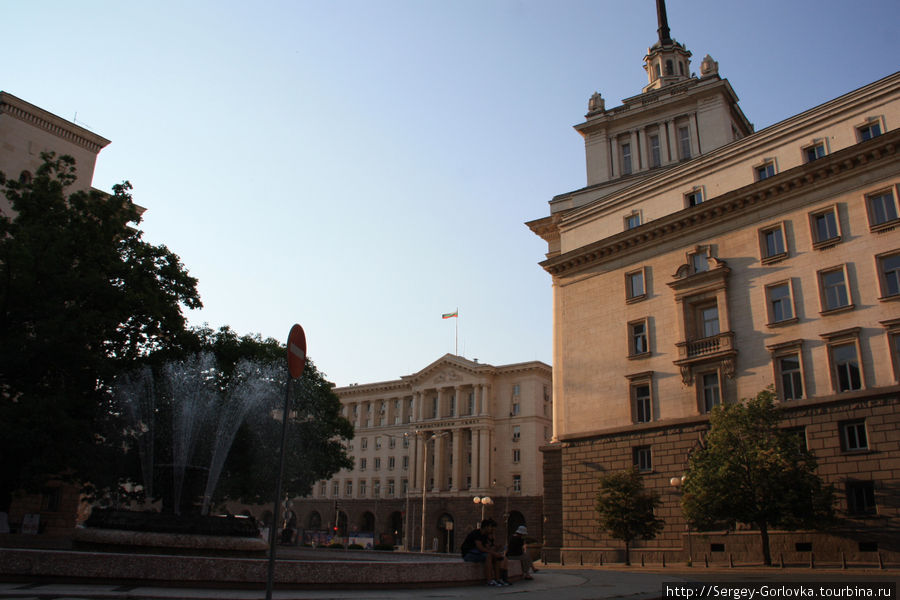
[4,0,898,387]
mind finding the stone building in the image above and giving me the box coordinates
[528,2,900,565]
[292,354,552,552]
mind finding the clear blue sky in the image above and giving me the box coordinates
[5,1,898,386]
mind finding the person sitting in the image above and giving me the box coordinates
[506,525,536,579]
[460,519,509,586]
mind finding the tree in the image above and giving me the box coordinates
[105,326,354,512]
[595,466,664,565]
[0,154,201,510]
[681,388,835,566]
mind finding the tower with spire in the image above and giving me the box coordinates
[553,0,753,211]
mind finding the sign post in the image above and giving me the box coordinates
[265,324,306,600]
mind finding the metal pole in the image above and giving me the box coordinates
[420,434,428,552]
[265,377,293,600]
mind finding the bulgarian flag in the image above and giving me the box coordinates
[442,310,458,319]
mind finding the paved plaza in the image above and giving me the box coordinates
[1,566,897,600]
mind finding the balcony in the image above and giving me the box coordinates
[674,331,737,384]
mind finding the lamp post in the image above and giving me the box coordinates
[473,496,493,522]
[670,474,692,564]
[419,431,446,552]
[384,431,413,551]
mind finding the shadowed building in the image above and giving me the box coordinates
[295,354,551,552]
[529,0,900,565]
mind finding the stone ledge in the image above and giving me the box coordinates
[0,548,484,588]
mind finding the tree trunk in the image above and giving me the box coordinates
[624,539,631,566]
[758,521,772,566]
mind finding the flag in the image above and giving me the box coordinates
[442,310,458,319]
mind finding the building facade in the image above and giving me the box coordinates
[290,354,552,552]
[529,3,900,565]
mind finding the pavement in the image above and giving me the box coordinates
[1,565,897,600]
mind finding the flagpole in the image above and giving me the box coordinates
[455,308,458,356]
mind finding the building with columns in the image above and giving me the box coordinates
[295,354,551,552]
[529,1,900,565]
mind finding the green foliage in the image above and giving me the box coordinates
[0,154,201,509]
[595,466,664,565]
[681,388,835,565]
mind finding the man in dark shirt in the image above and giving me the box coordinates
[461,519,508,586]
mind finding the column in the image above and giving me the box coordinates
[609,136,619,178]
[433,432,445,492]
[639,127,649,171]
[478,427,491,490]
[689,112,701,157]
[413,432,424,491]
[630,129,639,171]
[450,429,462,492]
[471,427,481,490]
[662,120,672,164]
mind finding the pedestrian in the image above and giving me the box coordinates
[506,525,535,579]
[460,519,509,586]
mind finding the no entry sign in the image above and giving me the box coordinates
[287,324,306,379]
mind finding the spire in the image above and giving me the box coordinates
[656,0,672,45]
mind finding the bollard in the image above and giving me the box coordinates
[662,554,666,568]
[809,552,815,569]
[641,553,645,567]
[779,553,784,569]
[878,552,884,570]
[704,554,709,568]
[599,552,603,566]
[841,552,846,570]
[729,553,734,568]
[561,552,565,566]
[580,552,584,566]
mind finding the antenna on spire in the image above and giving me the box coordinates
[656,0,673,45]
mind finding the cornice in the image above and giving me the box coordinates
[0,92,110,153]
[539,129,899,277]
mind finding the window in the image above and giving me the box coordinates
[840,420,868,452]
[649,134,661,168]
[857,121,882,142]
[759,223,787,262]
[756,161,775,181]
[374,457,382,471]
[810,206,841,247]
[402,455,409,470]
[632,382,652,423]
[375,437,382,450]
[699,371,721,413]
[690,250,709,274]
[678,125,691,159]
[512,384,520,396]
[512,449,521,463]
[830,342,862,392]
[628,319,649,356]
[389,436,396,449]
[388,456,395,470]
[467,392,475,415]
[449,395,456,416]
[866,189,899,229]
[625,212,641,230]
[625,268,647,302]
[373,480,381,497]
[778,353,804,400]
[402,435,409,449]
[360,458,367,471]
[512,474,522,493]
[804,142,826,163]
[766,281,796,324]
[359,480,367,497]
[402,479,408,494]
[345,481,353,496]
[511,401,520,416]
[819,266,852,312]
[888,325,900,382]
[332,481,340,497]
[698,304,720,338]
[877,252,900,298]
[621,142,633,175]
[387,480,395,497]
[846,481,876,515]
[512,425,521,442]
[431,397,438,419]
[361,437,368,450]
[633,446,652,472]
[685,188,703,207]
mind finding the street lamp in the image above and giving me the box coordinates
[473,496,493,522]
[384,431,414,551]
[670,474,692,564]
